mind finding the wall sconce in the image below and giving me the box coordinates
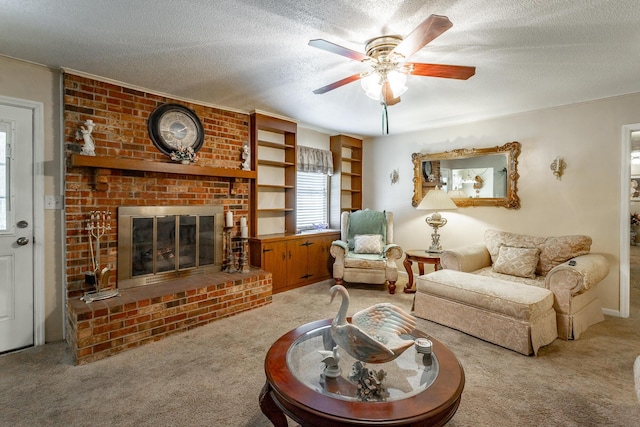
[390,169,399,184]
[550,157,566,180]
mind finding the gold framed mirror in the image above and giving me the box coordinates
[412,141,521,209]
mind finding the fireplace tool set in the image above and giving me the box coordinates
[81,210,120,303]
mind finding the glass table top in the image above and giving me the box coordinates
[286,325,439,402]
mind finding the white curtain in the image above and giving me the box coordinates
[297,146,333,175]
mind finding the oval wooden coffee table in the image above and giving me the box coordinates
[260,318,465,426]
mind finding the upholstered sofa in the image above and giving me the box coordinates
[413,230,610,354]
[330,210,403,294]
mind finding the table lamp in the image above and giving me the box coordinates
[416,187,457,253]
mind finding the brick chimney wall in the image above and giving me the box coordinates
[63,73,251,298]
[63,74,274,364]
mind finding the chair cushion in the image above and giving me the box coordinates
[345,252,386,268]
[347,210,387,250]
[493,245,540,278]
[354,234,383,254]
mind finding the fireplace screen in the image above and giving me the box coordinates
[118,206,223,289]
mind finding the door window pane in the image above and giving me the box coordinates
[0,130,7,232]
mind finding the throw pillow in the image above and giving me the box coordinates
[354,234,383,254]
[493,245,540,278]
[484,230,545,265]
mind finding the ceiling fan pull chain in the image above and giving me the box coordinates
[381,102,389,134]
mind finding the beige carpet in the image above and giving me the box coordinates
[1,277,639,426]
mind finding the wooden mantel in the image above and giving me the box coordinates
[69,154,256,190]
[70,154,256,178]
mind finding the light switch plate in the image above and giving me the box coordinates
[44,195,63,210]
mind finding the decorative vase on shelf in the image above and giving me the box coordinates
[180,159,190,165]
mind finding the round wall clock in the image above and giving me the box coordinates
[148,103,205,156]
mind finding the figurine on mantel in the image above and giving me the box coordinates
[76,119,96,156]
[241,143,250,170]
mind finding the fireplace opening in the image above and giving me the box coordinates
[118,206,224,289]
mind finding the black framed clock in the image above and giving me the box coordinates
[148,103,205,156]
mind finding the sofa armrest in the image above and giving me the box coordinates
[383,243,403,261]
[544,253,610,296]
[440,244,491,272]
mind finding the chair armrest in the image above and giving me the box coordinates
[544,253,609,296]
[440,244,491,272]
[383,243,403,261]
[330,240,348,260]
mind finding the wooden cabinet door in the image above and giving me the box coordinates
[262,240,288,292]
[306,235,334,282]
[286,239,309,288]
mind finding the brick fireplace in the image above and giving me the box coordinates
[63,73,271,364]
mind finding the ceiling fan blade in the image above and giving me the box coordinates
[408,63,476,80]
[391,14,453,60]
[382,81,401,106]
[313,73,363,94]
[308,39,369,62]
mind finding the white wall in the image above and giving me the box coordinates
[298,126,330,150]
[364,92,640,313]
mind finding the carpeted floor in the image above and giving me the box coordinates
[1,276,639,426]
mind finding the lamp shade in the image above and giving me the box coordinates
[417,188,457,211]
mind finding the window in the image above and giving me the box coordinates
[296,171,328,231]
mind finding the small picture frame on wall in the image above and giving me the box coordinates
[631,176,640,200]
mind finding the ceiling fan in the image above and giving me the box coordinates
[309,14,475,107]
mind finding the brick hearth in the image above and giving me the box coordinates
[66,269,271,364]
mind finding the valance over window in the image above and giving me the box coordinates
[297,146,333,176]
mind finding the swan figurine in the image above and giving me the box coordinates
[329,285,417,363]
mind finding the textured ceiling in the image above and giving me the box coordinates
[1,0,639,137]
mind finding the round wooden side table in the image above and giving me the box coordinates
[403,249,441,293]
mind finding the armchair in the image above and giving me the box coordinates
[330,210,403,294]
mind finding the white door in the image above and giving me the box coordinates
[0,104,34,353]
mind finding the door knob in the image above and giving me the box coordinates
[17,237,29,246]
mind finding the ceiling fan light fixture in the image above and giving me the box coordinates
[387,70,408,97]
[361,73,383,100]
[308,14,475,134]
[360,70,408,101]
